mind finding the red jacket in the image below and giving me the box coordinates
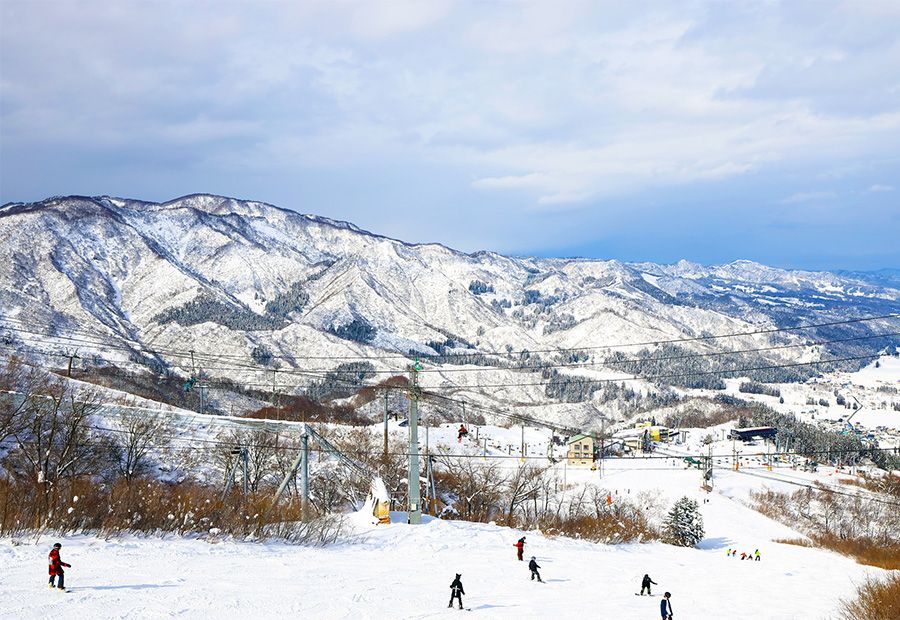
[513,539,525,550]
[48,549,70,576]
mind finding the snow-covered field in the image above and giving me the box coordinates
[2,457,885,620]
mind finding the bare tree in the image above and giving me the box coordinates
[215,428,283,494]
[435,454,507,522]
[503,463,547,525]
[107,409,169,483]
[8,380,103,525]
[0,358,44,447]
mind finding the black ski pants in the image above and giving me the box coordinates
[49,572,64,589]
[641,584,651,595]
[449,591,463,609]
[531,569,542,582]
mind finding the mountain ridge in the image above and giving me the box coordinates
[1,193,897,423]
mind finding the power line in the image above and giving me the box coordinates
[1,330,892,390]
[10,416,900,466]
[0,348,889,439]
[1,312,897,367]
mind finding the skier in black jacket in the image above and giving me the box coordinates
[528,557,543,582]
[640,573,657,595]
[448,574,465,609]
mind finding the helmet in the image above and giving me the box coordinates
[53,543,62,549]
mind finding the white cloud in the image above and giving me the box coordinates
[780,191,838,204]
[868,184,894,193]
[2,0,899,216]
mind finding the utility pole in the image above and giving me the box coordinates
[383,389,389,457]
[407,359,423,525]
[732,434,738,471]
[198,368,205,415]
[521,424,525,462]
[271,370,278,419]
[242,446,249,496]
[301,430,309,520]
[65,349,79,377]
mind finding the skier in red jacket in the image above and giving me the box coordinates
[457,425,468,443]
[48,543,71,591]
[513,536,526,561]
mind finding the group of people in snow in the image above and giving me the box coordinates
[727,548,761,561]
[448,537,676,616]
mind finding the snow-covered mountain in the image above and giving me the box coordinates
[1,194,897,421]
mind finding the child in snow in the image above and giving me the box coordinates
[726,548,732,556]
[755,549,761,561]
[514,536,526,561]
[448,574,465,609]
[48,543,71,591]
[660,592,673,619]
[528,557,543,582]
[640,574,657,595]
[740,552,747,560]
[457,425,468,442]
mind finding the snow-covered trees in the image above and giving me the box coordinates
[328,317,377,344]
[663,496,705,547]
[468,280,494,295]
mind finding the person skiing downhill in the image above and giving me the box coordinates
[448,574,465,609]
[755,549,761,561]
[528,557,543,582]
[660,592,673,619]
[640,574,657,595]
[514,536,526,561]
[48,543,71,591]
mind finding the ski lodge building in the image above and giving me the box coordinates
[566,433,596,466]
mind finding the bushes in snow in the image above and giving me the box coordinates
[754,484,900,570]
[839,572,900,620]
[663,496,704,547]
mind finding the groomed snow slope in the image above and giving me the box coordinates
[1,486,882,620]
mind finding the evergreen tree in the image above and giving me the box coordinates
[664,496,704,547]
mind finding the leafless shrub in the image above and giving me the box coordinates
[839,573,900,620]
[752,486,900,569]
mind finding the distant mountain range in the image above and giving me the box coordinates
[1,194,897,422]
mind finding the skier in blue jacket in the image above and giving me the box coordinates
[660,592,673,619]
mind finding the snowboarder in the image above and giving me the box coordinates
[457,425,468,443]
[514,536,526,561]
[448,574,465,609]
[528,557,542,582]
[48,543,71,591]
[640,574,657,595]
[660,592,673,619]
[740,552,747,560]
[755,549,761,561]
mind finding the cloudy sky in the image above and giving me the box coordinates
[1,1,898,270]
